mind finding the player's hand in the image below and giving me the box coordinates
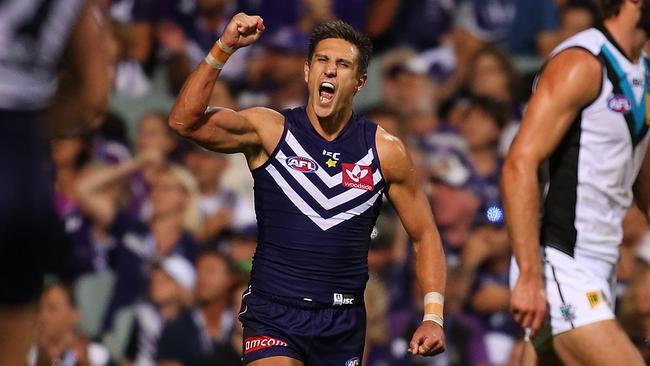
[408,320,445,357]
[220,13,265,50]
[511,272,547,338]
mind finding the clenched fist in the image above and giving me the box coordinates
[220,13,265,51]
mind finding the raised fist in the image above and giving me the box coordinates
[220,13,265,50]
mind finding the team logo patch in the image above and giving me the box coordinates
[244,336,288,354]
[607,94,632,113]
[286,156,319,173]
[342,163,373,191]
[345,357,360,366]
[586,291,603,308]
[560,304,576,322]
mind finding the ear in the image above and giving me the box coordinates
[304,61,310,84]
[355,74,368,94]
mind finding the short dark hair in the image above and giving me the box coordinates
[465,96,510,128]
[307,20,373,76]
[597,0,623,19]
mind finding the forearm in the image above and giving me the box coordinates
[77,158,143,196]
[168,59,223,135]
[413,231,447,295]
[502,158,542,275]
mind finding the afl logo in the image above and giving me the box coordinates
[286,156,319,173]
[607,95,632,113]
[345,357,360,366]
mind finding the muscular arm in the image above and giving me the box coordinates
[633,147,650,220]
[167,13,281,163]
[501,49,601,333]
[376,127,446,356]
[377,128,446,297]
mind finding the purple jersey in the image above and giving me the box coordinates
[250,107,385,306]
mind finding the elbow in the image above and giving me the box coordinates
[168,113,190,137]
[501,153,540,191]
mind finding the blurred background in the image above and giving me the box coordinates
[21,0,650,365]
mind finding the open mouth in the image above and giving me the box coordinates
[319,82,335,104]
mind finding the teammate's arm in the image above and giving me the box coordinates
[633,147,650,220]
[501,49,601,336]
[48,0,111,136]
[168,13,280,160]
[376,128,446,357]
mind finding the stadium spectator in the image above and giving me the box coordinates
[123,255,195,366]
[536,0,599,56]
[76,159,201,330]
[27,282,111,366]
[466,225,517,366]
[185,146,236,245]
[129,112,181,219]
[157,250,239,365]
[240,26,309,110]
[620,266,650,364]
[507,0,561,56]
[155,0,249,91]
[457,96,508,220]
[109,0,156,96]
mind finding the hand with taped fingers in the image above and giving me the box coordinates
[408,320,445,357]
[220,13,265,51]
[510,271,547,338]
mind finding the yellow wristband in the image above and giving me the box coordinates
[204,39,234,69]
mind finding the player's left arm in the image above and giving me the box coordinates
[633,144,650,220]
[376,127,446,357]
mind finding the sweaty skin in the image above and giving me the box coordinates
[168,12,447,361]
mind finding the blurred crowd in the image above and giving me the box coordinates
[34,0,650,365]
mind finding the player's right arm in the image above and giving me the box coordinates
[168,13,282,167]
[501,49,601,336]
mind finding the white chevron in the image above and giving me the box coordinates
[277,150,382,210]
[266,164,382,231]
[284,130,377,188]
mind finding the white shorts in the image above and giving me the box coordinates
[510,246,616,349]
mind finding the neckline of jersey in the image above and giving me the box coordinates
[298,106,358,144]
[596,24,641,65]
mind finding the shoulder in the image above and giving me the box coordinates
[239,107,285,129]
[375,127,412,184]
[537,48,602,104]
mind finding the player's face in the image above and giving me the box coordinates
[305,38,367,119]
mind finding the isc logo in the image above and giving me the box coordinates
[333,293,355,306]
[286,156,319,173]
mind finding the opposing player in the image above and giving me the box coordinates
[502,0,650,364]
[0,0,110,364]
[169,13,447,365]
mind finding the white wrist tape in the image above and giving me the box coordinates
[423,292,444,327]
